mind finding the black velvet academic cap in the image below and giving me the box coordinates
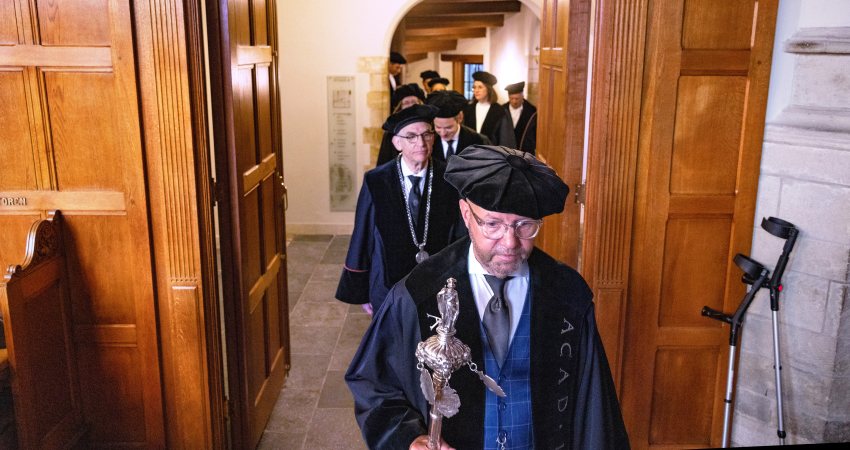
[392,83,426,105]
[427,77,450,88]
[426,90,468,118]
[472,71,498,86]
[505,81,525,95]
[382,104,439,134]
[444,145,569,219]
[420,70,440,79]
[390,52,407,64]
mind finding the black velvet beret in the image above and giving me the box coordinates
[426,90,468,118]
[392,83,426,105]
[390,52,407,64]
[427,77,450,88]
[420,70,440,79]
[444,145,569,219]
[505,81,525,95]
[382,104,438,134]
[472,71,497,86]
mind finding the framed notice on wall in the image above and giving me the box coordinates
[327,76,357,211]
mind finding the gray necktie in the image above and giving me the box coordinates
[483,275,513,366]
[408,175,421,226]
[445,140,455,159]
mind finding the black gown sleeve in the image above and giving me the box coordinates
[376,132,398,167]
[571,303,630,449]
[335,180,375,305]
[496,112,517,148]
[345,284,430,449]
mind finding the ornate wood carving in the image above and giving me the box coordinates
[5,211,60,279]
[1,210,87,449]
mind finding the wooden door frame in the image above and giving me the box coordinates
[184,0,228,448]
[203,0,245,447]
[440,54,483,95]
[581,0,648,388]
[536,0,592,268]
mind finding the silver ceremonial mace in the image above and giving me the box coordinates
[415,278,505,450]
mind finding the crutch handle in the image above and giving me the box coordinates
[702,306,732,324]
[734,254,766,280]
[761,217,796,240]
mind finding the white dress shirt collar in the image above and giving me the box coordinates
[466,243,529,344]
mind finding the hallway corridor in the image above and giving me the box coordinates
[258,234,369,449]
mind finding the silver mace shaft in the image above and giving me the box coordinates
[427,372,447,450]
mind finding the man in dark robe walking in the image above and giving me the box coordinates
[336,104,466,314]
[426,90,490,163]
[346,145,629,449]
[503,81,537,154]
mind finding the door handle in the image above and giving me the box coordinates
[279,175,288,211]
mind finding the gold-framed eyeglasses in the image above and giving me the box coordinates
[465,200,542,240]
[396,130,436,144]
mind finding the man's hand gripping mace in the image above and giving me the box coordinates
[415,278,506,450]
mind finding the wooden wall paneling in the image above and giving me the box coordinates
[1,0,167,446]
[618,0,778,447]
[536,0,591,267]
[582,0,649,390]
[132,0,217,447]
[0,70,40,191]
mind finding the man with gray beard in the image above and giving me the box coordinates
[346,145,629,450]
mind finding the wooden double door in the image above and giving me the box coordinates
[1,0,288,448]
[536,0,778,448]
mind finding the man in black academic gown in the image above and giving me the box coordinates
[336,104,466,314]
[388,52,406,111]
[503,81,537,154]
[346,145,629,449]
[376,84,428,166]
[420,69,440,95]
[427,77,450,93]
[463,71,516,148]
[426,90,490,163]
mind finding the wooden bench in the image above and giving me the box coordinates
[0,211,86,449]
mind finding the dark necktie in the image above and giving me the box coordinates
[408,175,421,226]
[445,140,455,159]
[483,275,513,366]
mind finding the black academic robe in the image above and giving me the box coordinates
[463,101,517,148]
[375,131,397,167]
[504,99,538,154]
[335,159,466,310]
[346,237,630,450]
[431,125,491,163]
[389,74,402,111]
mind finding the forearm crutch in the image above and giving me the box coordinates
[760,217,799,445]
[702,254,771,448]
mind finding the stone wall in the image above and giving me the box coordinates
[732,26,850,445]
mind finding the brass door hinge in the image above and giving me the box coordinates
[575,182,586,205]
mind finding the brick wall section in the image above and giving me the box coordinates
[357,56,391,166]
[731,27,850,446]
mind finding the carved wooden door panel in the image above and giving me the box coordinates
[0,1,165,446]
[619,1,778,448]
[536,0,591,267]
[210,0,290,448]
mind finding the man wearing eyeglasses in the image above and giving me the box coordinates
[336,104,467,315]
[426,90,490,163]
[346,145,629,450]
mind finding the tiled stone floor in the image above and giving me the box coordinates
[258,234,369,449]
